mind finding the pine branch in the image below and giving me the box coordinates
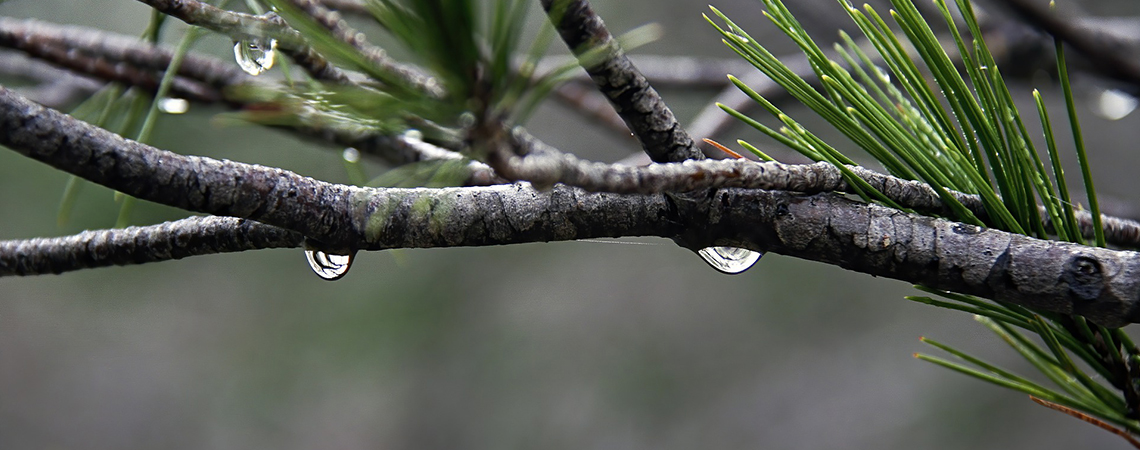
[278,0,442,94]
[135,0,439,95]
[5,84,1140,326]
[0,17,497,182]
[0,17,249,92]
[484,123,1140,248]
[540,0,702,162]
[0,19,222,102]
[133,0,355,84]
[0,216,301,276]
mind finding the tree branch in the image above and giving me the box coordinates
[483,123,1140,248]
[540,0,701,162]
[132,0,357,84]
[0,17,500,183]
[4,84,1140,326]
[0,17,249,92]
[0,19,223,102]
[0,216,301,276]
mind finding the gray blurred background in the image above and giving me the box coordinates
[3,0,1140,448]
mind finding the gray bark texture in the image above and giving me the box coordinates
[3,85,1140,326]
[539,0,702,163]
[0,216,301,275]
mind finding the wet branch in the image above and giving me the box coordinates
[0,17,495,182]
[483,124,1140,248]
[133,0,355,84]
[0,17,249,91]
[0,216,302,276]
[4,85,1140,326]
[540,0,702,162]
[281,0,442,95]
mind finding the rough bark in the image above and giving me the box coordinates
[0,216,301,275]
[540,0,702,162]
[4,85,1140,326]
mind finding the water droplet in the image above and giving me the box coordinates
[875,66,890,83]
[458,112,476,129]
[305,248,355,280]
[732,33,750,44]
[402,129,424,141]
[698,246,762,274]
[342,147,360,163]
[1095,89,1138,121]
[157,97,189,114]
[233,38,278,76]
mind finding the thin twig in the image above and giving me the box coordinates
[550,81,631,137]
[282,0,442,95]
[0,216,302,276]
[0,22,222,102]
[0,17,493,181]
[1028,396,1140,448]
[0,17,250,91]
[134,0,358,84]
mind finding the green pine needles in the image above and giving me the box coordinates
[257,0,569,129]
[709,0,1140,440]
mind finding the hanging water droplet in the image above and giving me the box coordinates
[732,34,750,44]
[157,97,189,114]
[1095,89,1138,121]
[233,37,278,76]
[342,147,361,163]
[698,246,762,274]
[305,248,355,280]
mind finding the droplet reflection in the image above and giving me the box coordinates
[698,246,762,274]
[342,147,361,163]
[305,248,355,281]
[233,38,278,76]
[1095,89,1138,121]
[157,97,189,114]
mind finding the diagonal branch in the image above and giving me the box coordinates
[540,0,702,162]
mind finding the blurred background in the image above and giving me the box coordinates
[3,0,1140,448]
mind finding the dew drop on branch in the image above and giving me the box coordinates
[305,248,355,281]
[697,246,762,274]
[233,38,278,76]
[1094,88,1138,121]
